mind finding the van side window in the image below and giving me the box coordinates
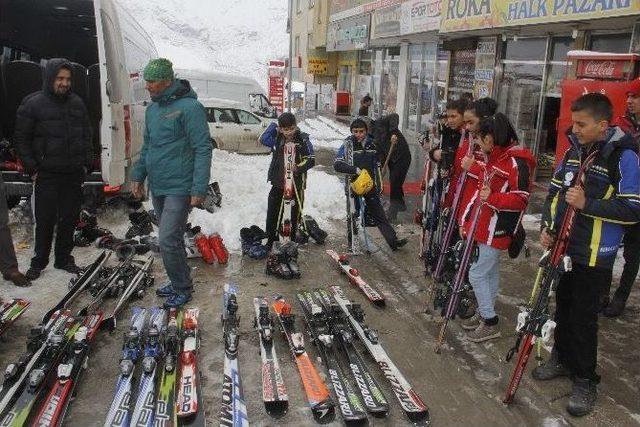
[213,108,237,123]
[205,108,216,123]
[236,109,261,125]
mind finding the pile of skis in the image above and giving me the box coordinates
[0,298,30,338]
[104,306,204,427]
[0,250,154,426]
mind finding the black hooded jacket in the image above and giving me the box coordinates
[14,58,93,175]
[373,113,411,166]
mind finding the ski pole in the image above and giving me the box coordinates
[380,134,396,180]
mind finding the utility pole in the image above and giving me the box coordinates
[288,0,293,112]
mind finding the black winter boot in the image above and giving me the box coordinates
[567,377,597,417]
[531,349,570,381]
[602,290,628,318]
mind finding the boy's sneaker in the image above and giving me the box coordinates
[567,377,597,417]
[54,262,82,275]
[531,349,570,381]
[163,292,192,309]
[467,322,501,343]
[25,268,41,281]
[156,281,175,297]
[461,312,481,331]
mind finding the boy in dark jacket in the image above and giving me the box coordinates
[260,113,315,247]
[534,93,640,417]
[334,119,406,250]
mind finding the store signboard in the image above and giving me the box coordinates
[330,0,402,22]
[371,4,402,38]
[474,37,496,98]
[327,15,370,52]
[440,0,640,33]
[449,49,476,92]
[268,60,286,112]
[401,0,442,34]
[308,58,329,75]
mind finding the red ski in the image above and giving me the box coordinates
[326,249,385,307]
[279,142,296,242]
[32,312,104,427]
[503,150,598,404]
[176,308,200,418]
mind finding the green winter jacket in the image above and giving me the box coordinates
[131,79,212,196]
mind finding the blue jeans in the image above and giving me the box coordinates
[468,244,501,320]
[152,195,192,294]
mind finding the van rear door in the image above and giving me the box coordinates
[93,0,127,187]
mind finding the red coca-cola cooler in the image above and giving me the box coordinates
[334,91,351,115]
[555,50,640,164]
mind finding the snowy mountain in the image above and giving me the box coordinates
[119,0,289,90]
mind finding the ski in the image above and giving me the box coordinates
[272,296,335,424]
[153,309,182,427]
[0,311,73,418]
[0,299,30,337]
[176,308,201,420]
[313,290,389,417]
[101,256,154,331]
[131,308,167,427]
[279,141,296,242]
[344,138,359,254]
[219,285,248,427]
[0,314,81,426]
[296,291,367,424]
[330,286,430,425]
[42,251,110,323]
[31,312,104,427]
[326,250,385,307]
[503,150,598,404]
[253,297,287,416]
[104,307,148,427]
[78,255,137,317]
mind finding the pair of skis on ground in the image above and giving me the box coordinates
[104,306,202,427]
[0,251,153,426]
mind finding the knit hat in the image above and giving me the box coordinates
[143,58,174,81]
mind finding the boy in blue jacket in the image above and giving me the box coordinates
[260,113,315,247]
[534,93,640,416]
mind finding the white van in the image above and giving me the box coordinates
[201,98,272,154]
[0,0,157,204]
[176,69,278,120]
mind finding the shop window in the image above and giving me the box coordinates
[502,37,546,61]
[338,65,352,92]
[551,37,573,61]
[590,33,632,54]
[497,62,543,149]
[382,49,400,116]
[406,44,437,133]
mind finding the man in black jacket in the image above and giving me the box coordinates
[14,58,93,280]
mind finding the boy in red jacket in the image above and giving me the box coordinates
[459,113,535,342]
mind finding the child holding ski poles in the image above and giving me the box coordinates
[458,113,535,343]
[260,112,315,249]
[534,93,640,416]
[334,119,407,251]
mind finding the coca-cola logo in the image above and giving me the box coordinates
[582,61,617,77]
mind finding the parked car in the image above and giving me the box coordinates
[201,98,273,154]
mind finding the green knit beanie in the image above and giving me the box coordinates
[143,58,174,81]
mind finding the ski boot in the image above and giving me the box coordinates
[195,233,216,264]
[201,182,222,213]
[208,233,229,264]
[126,211,153,239]
[294,228,309,244]
[303,215,327,244]
[265,243,293,279]
[281,242,301,279]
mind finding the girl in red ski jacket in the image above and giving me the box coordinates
[460,113,535,343]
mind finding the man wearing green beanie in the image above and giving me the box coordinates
[131,58,212,308]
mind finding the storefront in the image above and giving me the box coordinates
[440,0,640,180]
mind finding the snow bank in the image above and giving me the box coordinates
[299,117,349,151]
[190,150,344,252]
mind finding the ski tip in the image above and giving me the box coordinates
[372,299,386,308]
[311,400,335,424]
[407,409,431,426]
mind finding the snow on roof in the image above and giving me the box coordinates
[198,97,244,108]
[175,68,262,87]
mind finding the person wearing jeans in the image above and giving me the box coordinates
[0,174,29,287]
[131,58,212,309]
[468,244,500,321]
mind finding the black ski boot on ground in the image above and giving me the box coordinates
[567,377,597,417]
[126,211,153,238]
[303,215,327,244]
[265,243,293,279]
[531,349,570,381]
[281,242,301,279]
